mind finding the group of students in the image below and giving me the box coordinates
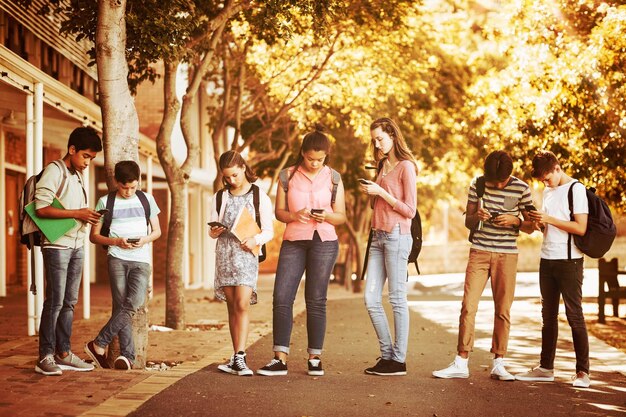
[33,121,592,390]
[209,118,417,377]
[34,127,162,376]
[210,120,592,388]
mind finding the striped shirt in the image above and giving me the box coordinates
[468,176,532,254]
[95,192,160,264]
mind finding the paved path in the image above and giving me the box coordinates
[1,272,625,416]
[126,277,626,417]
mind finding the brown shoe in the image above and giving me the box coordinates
[84,341,109,368]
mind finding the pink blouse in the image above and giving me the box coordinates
[282,166,339,242]
[371,160,417,234]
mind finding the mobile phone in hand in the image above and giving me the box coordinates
[490,212,500,220]
[525,204,537,212]
[311,209,324,215]
[127,238,140,244]
[97,209,109,215]
[208,221,228,229]
[358,178,370,185]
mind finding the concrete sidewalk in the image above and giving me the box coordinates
[1,272,625,416]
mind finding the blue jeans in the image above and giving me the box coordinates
[272,232,338,355]
[94,256,151,361]
[39,247,84,358]
[364,225,412,363]
[539,258,590,374]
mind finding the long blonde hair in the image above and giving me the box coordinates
[370,117,417,172]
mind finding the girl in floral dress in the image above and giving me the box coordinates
[209,151,273,376]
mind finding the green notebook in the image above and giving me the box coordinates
[25,198,78,243]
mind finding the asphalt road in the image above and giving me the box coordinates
[128,294,626,417]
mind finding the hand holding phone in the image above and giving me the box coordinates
[97,209,109,215]
[311,209,324,215]
[525,204,537,212]
[358,178,371,185]
[127,238,140,244]
[208,221,228,229]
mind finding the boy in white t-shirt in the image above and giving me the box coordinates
[85,160,161,370]
[515,150,591,388]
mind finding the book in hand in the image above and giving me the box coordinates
[24,197,78,243]
[232,206,261,256]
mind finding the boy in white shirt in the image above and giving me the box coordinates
[515,150,591,388]
[85,160,161,370]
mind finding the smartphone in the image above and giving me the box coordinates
[525,204,537,212]
[97,209,109,215]
[311,208,324,215]
[127,238,140,244]
[208,221,228,229]
[490,212,500,220]
[358,178,370,185]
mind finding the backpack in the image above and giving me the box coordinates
[100,190,151,249]
[19,160,68,249]
[467,176,486,243]
[360,159,422,280]
[567,181,616,259]
[216,184,266,262]
[19,160,68,294]
[278,167,341,210]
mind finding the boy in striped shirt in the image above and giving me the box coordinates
[85,160,161,370]
[433,150,533,380]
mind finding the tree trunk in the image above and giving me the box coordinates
[156,60,186,329]
[95,0,148,367]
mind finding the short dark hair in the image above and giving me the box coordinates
[484,150,513,182]
[68,127,103,152]
[114,160,141,184]
[531,150,559,179]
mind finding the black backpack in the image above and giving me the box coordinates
[360,159,421,280]
[216,184,266,262]
[567,181,616,259]
[100,190,151,249]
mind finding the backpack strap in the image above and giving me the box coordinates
[360,229,374,280]
[100,191,117,239]
[468,176,486,243]
[136,190,151,233]
[215,189,225,216]
[330,168,341,204]
[567,181,580,260]
[278,168,290,211]
[51,160,69,198]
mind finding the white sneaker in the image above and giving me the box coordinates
[217,355,235,374]
[515,365,554,382]
[490,358,514,381]
[432,355,469,379]
[572,371,591,388]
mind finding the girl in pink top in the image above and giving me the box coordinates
[361,117,417,376]
[257,125,347,377]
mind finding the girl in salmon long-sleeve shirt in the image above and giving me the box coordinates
[361,117,417,376]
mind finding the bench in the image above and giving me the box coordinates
[598,258,626,323]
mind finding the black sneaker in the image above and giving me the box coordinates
[308,357,324,376]
[232,352,253,376]
[364,358,391,375]
[85,341,109,369]
[371,359,407,376]
[257,358,288,376]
